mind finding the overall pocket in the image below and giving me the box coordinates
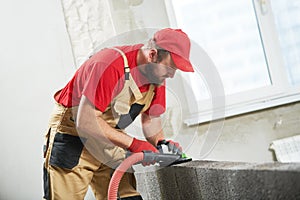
[49,133,86,169]
[43,128,51,158]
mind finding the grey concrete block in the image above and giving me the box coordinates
[156,167,181,200]
[137,160,300,200]
[136,168,162,200]
[173,165,202,200]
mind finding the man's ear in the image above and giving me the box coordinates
[149,49,158,62]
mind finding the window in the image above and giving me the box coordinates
[165,0,300,125]
[270,1,300,86]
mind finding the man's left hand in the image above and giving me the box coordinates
[157,139,183,155]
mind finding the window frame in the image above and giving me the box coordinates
[165,0,300,126]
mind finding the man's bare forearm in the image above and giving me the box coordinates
[76,95,133,149]
[141,113,165,146]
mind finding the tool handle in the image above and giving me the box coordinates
[156,139,168,153]
[126,151,181,166]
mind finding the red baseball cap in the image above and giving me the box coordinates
[154,28,194,72]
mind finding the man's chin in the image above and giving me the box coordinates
[143,76,163,85]
[150,78,165,86]
[154,80,164,86]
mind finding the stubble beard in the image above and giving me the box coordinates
[140,63,164,86]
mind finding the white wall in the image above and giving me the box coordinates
[0,0,74,199]
[0,0,169,199]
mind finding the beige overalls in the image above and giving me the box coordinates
[43,48,155,200]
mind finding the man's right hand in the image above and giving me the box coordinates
[128,138,159,153]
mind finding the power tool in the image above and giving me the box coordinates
[108,141,192,199]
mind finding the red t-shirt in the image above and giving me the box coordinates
[54,44,166,116]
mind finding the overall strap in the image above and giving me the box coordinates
[110,47,143,115]
[111,47,130,80]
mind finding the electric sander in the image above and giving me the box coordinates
[126,140,192,167]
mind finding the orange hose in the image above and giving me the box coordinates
[108,152,144,200]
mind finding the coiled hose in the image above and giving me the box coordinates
[108,152,144,200]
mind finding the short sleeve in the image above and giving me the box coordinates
[82,62,124,112]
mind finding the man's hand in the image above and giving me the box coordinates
[128,138,159,153]
[128,138,158,166]
[157,139,183,155]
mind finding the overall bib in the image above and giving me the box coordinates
[43,48,155,200]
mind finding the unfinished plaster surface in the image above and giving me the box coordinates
[60,0,169,67]
[179,102,300,163]
[60,0,115,66]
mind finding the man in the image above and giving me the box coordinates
[43,28,194,200]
